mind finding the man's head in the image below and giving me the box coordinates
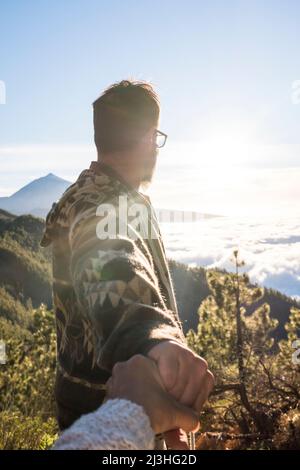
[93,79,162,187]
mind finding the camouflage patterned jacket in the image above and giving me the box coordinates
[40,161,185,425]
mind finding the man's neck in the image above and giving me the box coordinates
[97,157,141,191]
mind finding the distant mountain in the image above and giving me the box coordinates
[0,174,221,219]
[0,173,71,217]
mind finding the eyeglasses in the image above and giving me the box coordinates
[154,129,168,148]
[139,128,168,148]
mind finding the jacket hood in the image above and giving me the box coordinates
[40,166,111,248]
[40,178,82,248]
[40,161,151,248]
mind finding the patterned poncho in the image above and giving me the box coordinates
[40,160,185,426]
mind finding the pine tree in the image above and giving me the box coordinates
[187,250,283,440]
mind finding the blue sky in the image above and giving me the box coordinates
[1,0,300,215]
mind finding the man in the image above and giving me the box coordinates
[41,80,214,449]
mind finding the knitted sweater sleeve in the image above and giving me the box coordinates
[52,399,155,450]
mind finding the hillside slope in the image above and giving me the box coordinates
[0,210,298,339]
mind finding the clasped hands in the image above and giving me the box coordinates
[106,340,215,450]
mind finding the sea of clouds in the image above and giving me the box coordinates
[160,216,300,301]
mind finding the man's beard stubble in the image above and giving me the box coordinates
[140,148,158,191]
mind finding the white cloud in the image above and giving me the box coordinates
[161,216,300,299]
[149,165,300,217]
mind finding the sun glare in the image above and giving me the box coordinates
[198,122,256,168]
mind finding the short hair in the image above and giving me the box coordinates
[93,79,160,154]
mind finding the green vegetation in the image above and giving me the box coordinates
[187,251,300,449]
[0,210,57,449]
[0,307,57,449]
[0,210,299,449]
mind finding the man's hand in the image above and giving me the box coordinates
[106,355,200,437]
[147,340,215,410]
[147,340,215,449]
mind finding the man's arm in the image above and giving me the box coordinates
[69,202,185,372]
